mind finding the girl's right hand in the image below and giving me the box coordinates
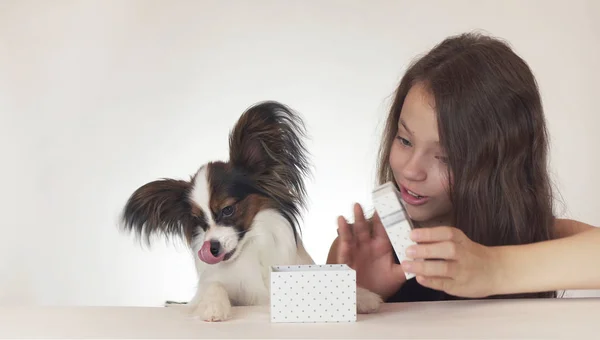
[331,203,408,300]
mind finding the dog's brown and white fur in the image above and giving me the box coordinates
[120,101,382,321]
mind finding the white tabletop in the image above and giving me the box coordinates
[1,298,598,339]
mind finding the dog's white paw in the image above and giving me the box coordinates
[193,297,232,322]
[184,282,233,322]
[356,286,383,314]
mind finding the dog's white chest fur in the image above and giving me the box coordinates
[196,249,272,306]
[180,209,315,320]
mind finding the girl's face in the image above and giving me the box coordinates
[389,83,453,225]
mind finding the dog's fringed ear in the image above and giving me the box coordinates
[228,106,274,173]
[120,178,194,246]
[228,101,312,238]
[228,100,311,190]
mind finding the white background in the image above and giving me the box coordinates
[1,0,598,306]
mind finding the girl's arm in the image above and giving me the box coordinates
[495,225,600,294]
[401,220,598,298]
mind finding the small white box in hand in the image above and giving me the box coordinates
[269,264,356,323]
[372,181,417,280]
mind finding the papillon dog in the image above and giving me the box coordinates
[120,101,382,321]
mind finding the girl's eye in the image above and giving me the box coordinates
[437,156,448,164]
[221,205,235,217]
[396,136,412,147]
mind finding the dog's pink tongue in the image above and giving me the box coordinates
[198,241,225,265]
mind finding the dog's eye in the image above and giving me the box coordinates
[221,205,235,217]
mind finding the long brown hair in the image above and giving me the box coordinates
[377,32,557,299]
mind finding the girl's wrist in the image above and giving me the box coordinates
[488,246,512,296]
[489,244,537,296]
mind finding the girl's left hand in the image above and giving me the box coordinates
[401,226,501,298]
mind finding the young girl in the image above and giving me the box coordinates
[327,32,598,303]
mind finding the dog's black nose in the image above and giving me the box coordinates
[209,240,221,257]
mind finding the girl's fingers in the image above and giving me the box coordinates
[337,215,353,242]
[406,241,459,260]
[353,203,371,243]
[371,211,389,240]
[410,226,466,244]
[401,259,458,278]
[336,216,353,264]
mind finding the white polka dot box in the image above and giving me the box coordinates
[269,264,357,323]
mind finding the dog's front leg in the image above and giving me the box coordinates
[190,281,232,322]
[356,286,383,314]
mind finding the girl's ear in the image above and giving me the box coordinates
[120,178,195,246]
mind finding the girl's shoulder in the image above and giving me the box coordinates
[553,218,596,238]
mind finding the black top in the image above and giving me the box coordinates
[386,277,456,302]
[385,251,459,302]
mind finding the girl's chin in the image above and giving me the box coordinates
[403,205,448,225]
[403,206,431,222]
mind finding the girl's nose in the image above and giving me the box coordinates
[401,154,427,182]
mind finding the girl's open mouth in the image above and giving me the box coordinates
[399,185,430,206]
